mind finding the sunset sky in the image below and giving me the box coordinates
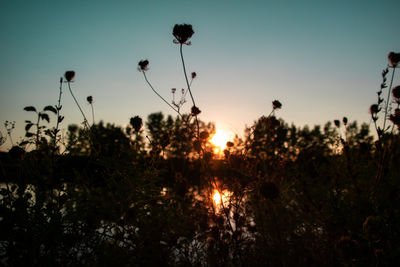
[1,0,399,149]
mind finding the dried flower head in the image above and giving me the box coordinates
[342,117,348,125]
[272,100,282,110]
[388,52,400,68]
[87,96,93,104]
[64,71,75,82]
[370,104,380,115]
[334,120,340,128]
[191,72,197,79]
[171,88,176,94]
[191,105,201,116]
[138,60,149,72]
[173,24,194,45]
[392,85,400,101]
[130,116,143,132]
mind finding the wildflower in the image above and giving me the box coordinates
[191,105,201,116]
[191,72,197,79]
[130,116,143,132]
[171,88,176,94]
[87,96,93,104]
[370,104,379,115]
[272,100,282,110]
[388,52,400,68]
[173,24,194,45]
[138,60,149,72]
[199,131,209,139]
[392,85,400,102]
[334,120,340,128]
[64,71,75,82]
[342,117,348,125]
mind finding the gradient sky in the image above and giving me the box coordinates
[1,0,399,149]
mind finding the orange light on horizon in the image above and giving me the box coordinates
[209,129,233,155]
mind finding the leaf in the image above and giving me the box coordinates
[41,113,50,123]
[44,105,57,114]
[25,120,32,123]
[25,132,34,137]
[25,123,33,131]
[58,116,64,123]
[57,105,62,110]
[24,106,37,112]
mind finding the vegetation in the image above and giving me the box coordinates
[0,25,399,266]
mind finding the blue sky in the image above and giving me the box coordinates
[1,0,399,149]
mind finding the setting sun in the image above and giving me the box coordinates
[210,130,232,154]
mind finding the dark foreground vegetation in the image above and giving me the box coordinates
[1,25,400,266]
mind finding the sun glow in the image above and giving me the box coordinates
[212,189,231,206]
[209,129,232,154]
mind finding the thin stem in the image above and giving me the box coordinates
[383,67,396,132]
[67,82,90,129]
[7,133,14,147]
[142,72,181,116]
[180,44,196,107]
[179,44,200,137]
[36,113,40,150]
[90,103,95,125]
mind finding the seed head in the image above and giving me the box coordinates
[392,85,400,102]
[64,71,75,82]
[173,24,194,45]
[191,106,201,116]
[388,52,400,68]
[87,96,93,104]
[370,104,380,115]
[171,88,176,94]
[334,120,340,128]
[130,116,143,132]
[272,100,282,110]
[138,60,149,72]
[226,141,234,148]
[191,72,197,79]
[342,117,348,125]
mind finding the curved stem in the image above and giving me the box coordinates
[179,44,200,137]
[142,72,182,116]
[67,82,90,129]
[383,67,396,132]
[180,44,196,107]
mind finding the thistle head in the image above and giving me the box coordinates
[87,96,93,104]
[64,71,75,82]
[370,104,380,115]
[388,52,400,68]
[191,105,201,116]
[130,116,143,132]
[138,60,149,72]
[272,100,282,110]
[334,120,340,128]
[392,85,400,103]
[173,24,194,45]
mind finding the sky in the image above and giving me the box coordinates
[1,0,399,150]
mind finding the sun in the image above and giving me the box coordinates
[209,129,232,154]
